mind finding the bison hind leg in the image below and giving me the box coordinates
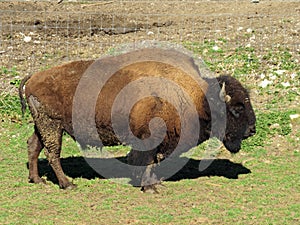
[27,129,45,184]
[40,119,76,189]
[33,116,75,189]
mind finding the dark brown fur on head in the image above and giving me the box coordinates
[204,75,256,153]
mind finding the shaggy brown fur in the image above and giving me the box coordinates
[19,50,256,190]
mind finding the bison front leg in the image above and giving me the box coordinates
[140,163,163,194]
[127,149,162,193]
[27,128,44,184]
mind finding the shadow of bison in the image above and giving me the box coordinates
[31,156,251,186]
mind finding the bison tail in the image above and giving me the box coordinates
[18,74,32,116]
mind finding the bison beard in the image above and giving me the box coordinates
[19,53,256,191]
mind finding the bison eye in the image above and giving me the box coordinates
[229,103,245,118]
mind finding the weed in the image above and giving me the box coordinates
[242,109,296,152]
[1,66,21,88]
[0,95,23,119]
[1,66,18,76]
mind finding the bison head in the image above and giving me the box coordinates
[205,75,256,153]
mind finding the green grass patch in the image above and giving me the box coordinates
[1,40,299,224]
[242,109,296,152]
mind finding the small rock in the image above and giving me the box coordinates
[250,35,256,42]
[212,45,219,51]
[20,32,31,43]
[269,123,280,129]
[269,74,277,80]
[281,82,290,87]
[291,73,297,79]
[259,79,273,88]
[275,70,286,75]
[147,31,154,35]
[290,114,300,120]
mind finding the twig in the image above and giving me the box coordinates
[81,1,114,9]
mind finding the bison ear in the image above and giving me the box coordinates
[219,82,231,103]
[229,103,245,118]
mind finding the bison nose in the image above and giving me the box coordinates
[243,125,256,139]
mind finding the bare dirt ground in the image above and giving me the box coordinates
[1,0,300,80]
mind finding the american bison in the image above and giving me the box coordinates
[19,48,256,190]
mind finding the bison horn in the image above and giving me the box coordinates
[219,82,231,103]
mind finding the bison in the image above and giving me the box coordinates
[19,48,256,191]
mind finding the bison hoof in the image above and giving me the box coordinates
[141,184,159,194]
[141,182,165,194]
[60,182,77,190]
[29,176,46,184]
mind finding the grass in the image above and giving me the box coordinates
[1,41,300,224]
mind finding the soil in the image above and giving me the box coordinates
[1,1,299,82]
